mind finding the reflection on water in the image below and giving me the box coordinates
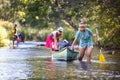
[0,42,120,80]
[78,61,92,71]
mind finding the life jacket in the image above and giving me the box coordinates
[11,27,16,34]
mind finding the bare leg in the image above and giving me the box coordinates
[86,47,93,63]
[78,47,86,61]
[50,48,52,56]
[12,40,15,49]
[17,41,19,47]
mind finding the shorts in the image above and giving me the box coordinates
[79,45,93,49]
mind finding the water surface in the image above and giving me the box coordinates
[0,41,120,80]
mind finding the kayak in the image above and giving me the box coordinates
[52,47,79,61]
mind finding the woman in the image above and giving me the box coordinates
[46,27,63,52]
[71,22,97,63]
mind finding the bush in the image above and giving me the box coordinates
[0,26,10,47]
[63,27,76,41]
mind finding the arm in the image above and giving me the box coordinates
[53,33,58,49]
[87,28,98,37]
[59,34,63,41]
[71,38,77,50]
[92,33,98,37]
[71,30,80,50]
[90,28,100,41]
[91,28,100,39]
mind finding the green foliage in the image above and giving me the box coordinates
[18,27,53,41]
[18,27,76,42]
[63,27,76,41]
[0,0,120,47]
[0,21,11,47]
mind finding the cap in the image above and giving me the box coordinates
[79,22,86,28]
[57,27,63,32]
[79,22,85,25]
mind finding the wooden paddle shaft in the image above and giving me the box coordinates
[96,28,100,41]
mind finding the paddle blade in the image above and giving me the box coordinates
[99,53,106,62]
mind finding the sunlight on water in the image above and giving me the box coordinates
[0,41,120,80]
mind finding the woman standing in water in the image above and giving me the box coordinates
[11,23,17,48]
[71,22,97,63]
[46,27,63,53]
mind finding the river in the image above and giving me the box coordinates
[0,41,120,80]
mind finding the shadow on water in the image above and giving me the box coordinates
[0,41,120,80]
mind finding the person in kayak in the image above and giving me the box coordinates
[46,27,63,53]
[71,22,98,63]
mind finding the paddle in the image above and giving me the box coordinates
[96,28,106,62]
[99,47,105,62]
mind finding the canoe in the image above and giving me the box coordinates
[52,47,79,61]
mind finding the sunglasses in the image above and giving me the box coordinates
[80,26,85,28]
[59,31,62,33]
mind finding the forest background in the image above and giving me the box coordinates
[0,0,120,49]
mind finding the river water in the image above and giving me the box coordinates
[0,41,120,80]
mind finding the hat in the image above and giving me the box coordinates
[79,22,85,25]
[57,27,63,32]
